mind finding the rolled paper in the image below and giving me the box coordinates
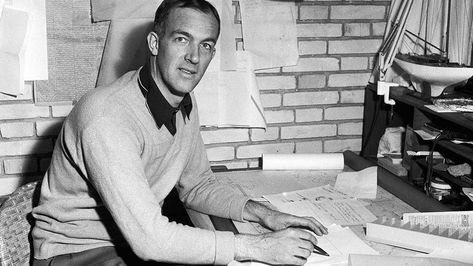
[262,153,344,170]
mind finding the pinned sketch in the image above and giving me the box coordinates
[6,0,48,81]
[90,0,161,22]
[0,6,29,96]
[194,51,266,128]
[240,0,298,70]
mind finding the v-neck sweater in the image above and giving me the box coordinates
[32,69,249,264]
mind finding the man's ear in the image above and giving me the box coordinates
[147,32,159,56]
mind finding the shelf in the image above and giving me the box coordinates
[389,87,473,132]
[415,159,473,188]
[437,141,473,165]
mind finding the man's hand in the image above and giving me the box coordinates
[235,200,329,265]
[235,228,318,265]
[243,200,328,236]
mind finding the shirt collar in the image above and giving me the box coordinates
[138,62,192,135]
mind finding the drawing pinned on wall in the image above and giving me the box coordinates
[0,5,29,96]
[239,0,299,70]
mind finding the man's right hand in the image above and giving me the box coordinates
[235,228,318,265]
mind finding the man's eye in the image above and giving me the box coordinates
[201,43,214,51]
[176,37,188,43]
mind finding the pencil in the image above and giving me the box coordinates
[313,245,329,256]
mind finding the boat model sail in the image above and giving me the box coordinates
[375,0,473,97]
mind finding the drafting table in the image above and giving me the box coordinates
[186,151,450,257]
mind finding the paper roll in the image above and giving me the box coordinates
[262,153,344,170]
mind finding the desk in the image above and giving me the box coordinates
[186,151,447,258]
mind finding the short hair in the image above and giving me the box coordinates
[153,0,220,38]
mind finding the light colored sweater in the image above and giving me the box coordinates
[32,69,249,265]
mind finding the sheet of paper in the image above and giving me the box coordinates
[418,247,473,265]
[262,153,344,170]
[7,0,48,81]
[349,254,470,266]
[239,225,378,266]
[96,18,153,87]
[240,0,298,70]
[403,211,473,235]
[215,170,341,200]
[0,6,29,96]
[195,51,266,128]
[90,0,161,21]
[334,166,378,199]
[264,185,377,226]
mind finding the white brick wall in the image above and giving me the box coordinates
[0,0,390,195]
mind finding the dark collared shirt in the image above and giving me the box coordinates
[138,62,192,135]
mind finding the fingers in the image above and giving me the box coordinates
[288,215,328,236]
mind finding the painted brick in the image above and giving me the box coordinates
[329,39,382,54]
[265,110,294,124]
[298,41,327,55]
[339,122,363,135]
[331,6,385,20]
[52,105,74,117]
[341,90,365,103]
[237,143,294,159]
[298,74,326,89]
[0,139,53,156]
[324,138,362,152]
[299,5,329,20]
[260,94,281,108]
[206,146,235,161]
[372,22,387,36]
[4,158,38,174]
[0,104,50,120]
[0,176,24,196]
[256,76,296,90]
[250,127,279,141]
[344,23,370,36]
[297,24,342,38]
[0,82,34,101]
[295,141,323,153]
[0,122,34,138]
[295,108,323,122]
[281,124,336,139]
[36,120,64,137]
[201,128,249,144]
[328,73,371,87]
[284,91,339,106]
[325,106,364,120]
[341,57,368,70]
[283,57,339,73]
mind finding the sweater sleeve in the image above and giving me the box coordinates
[80,118,235,264]
[177,132,250,223]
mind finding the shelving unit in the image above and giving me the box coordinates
[361,84,473,211]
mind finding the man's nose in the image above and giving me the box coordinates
[185,44,200,64]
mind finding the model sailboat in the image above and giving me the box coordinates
[377,0,473,97]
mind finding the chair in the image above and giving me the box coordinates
[0,181,41,266]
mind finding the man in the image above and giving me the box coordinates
[32,0,327,265]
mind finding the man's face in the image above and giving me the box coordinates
[153,7,218,98]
